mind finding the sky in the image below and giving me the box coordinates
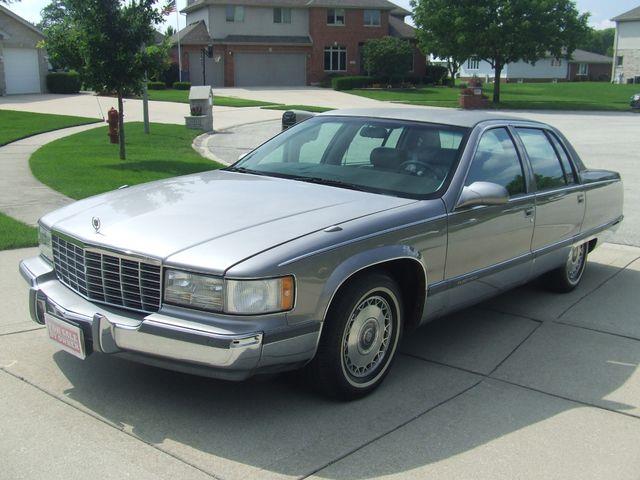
[6,0,638,32]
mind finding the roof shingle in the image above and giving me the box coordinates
[611,5,640,22]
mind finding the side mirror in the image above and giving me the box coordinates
[456,181,509,209]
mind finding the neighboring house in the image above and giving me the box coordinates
[457,49,612,83]
[173,0,426,87]
[0,5,48,95]
[611,5,640,84]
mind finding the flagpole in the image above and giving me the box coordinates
[176,2,182,82]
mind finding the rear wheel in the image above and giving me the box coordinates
[544,243,588,293]
[306,272,403,400]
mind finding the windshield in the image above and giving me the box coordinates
[231,116,469,198]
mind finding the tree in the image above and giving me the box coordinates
[468,0,589,103]
[362,36,413,83]
[56,0,164,159]
[579,27,615,57]
[39,1,83,70]
[411,0,474,85]
[165,25,176,37]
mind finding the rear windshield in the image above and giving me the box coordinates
[232,116,469,198]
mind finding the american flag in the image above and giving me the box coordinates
[162,0,177,16]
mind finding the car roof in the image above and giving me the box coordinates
[319,107,544,128]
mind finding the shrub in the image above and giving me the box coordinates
[332,76,374,91]
[362,37,413,82]
[46,71,81,94]
[424,65,448,85]
[173,81,191,90]
[147,81,166,90]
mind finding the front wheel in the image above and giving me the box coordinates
[544,243,588,293]
[306,272,403,400]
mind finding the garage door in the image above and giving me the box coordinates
[235,53,306,87]
[4,48,41,95]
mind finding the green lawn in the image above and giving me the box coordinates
[261,104,335,113]
[30,122,222,200]
[349,82,639,111]
[146,89,278,108]
[0,213,37,250]
[0,110,100,146]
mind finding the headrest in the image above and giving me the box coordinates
[370,147,405,170]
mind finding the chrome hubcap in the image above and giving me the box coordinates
[343,295,393,378]
[567,244,586,283]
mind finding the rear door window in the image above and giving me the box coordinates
[516,128,567,191]
[547,132,576,184]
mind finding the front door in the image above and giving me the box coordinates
[446,127,535,309]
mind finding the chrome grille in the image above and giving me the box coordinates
[52,235,162,313]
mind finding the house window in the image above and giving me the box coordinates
[324,45,347,71]
[226,5,244,22]
[616,56,624,66]
[467,57,480,70]
[551,58,562,67]
[274,7,291,24]
[327,8,345,26]
[577,63,588,76]
[364,10,381,26]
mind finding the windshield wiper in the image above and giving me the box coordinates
[225,166,261,175]
[288,176,369,192]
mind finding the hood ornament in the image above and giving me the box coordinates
[92,217,101,233]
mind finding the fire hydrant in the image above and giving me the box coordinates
[107,107,119,144]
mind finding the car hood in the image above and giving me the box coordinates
[44,170,416,274]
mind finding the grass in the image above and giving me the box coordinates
[0,213,37,250]
[0,110,100,146]
[30,122,222,200]
[146,89,279,108]
[349,82,640,111]
[261,104,335,113]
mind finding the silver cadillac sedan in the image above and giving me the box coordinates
[20,109,623,399]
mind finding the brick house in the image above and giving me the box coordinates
[172,0,426,87]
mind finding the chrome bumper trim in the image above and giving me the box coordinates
[19,256,264,374]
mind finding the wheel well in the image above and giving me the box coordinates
[587,238,598,253]
[330,259,427,332]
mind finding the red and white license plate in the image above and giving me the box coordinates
[45,313,86,360]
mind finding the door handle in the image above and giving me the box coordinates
[524,207,535,217]
[577,193,585,204]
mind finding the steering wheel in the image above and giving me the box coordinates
[398,160,441,181]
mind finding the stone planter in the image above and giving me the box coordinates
[459,94,489,109]
[185,115,212,131]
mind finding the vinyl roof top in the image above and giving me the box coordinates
[318,108,542,128]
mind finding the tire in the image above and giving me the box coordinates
[543,242,588,293]
[305,272,403,400]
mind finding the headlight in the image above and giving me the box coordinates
[38,224,53,262]
[633,94,640,101]
[225,276,294,315]
[164,270,224,311]
[163,270,294,315]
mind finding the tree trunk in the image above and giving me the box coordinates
[447,60,458,87]
[493,63,503,104]
[117,93,126,160]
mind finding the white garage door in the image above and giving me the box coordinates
[4,48,41,95]
[235,53,306,87]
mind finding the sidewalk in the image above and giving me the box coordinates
[0,124,102,226]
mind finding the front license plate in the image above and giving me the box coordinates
[45,313,86,360]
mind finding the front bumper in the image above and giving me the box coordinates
[20,255,319,380]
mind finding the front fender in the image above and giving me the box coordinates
[318,244,426,322]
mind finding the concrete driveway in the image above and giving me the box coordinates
[0,92,283,129]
